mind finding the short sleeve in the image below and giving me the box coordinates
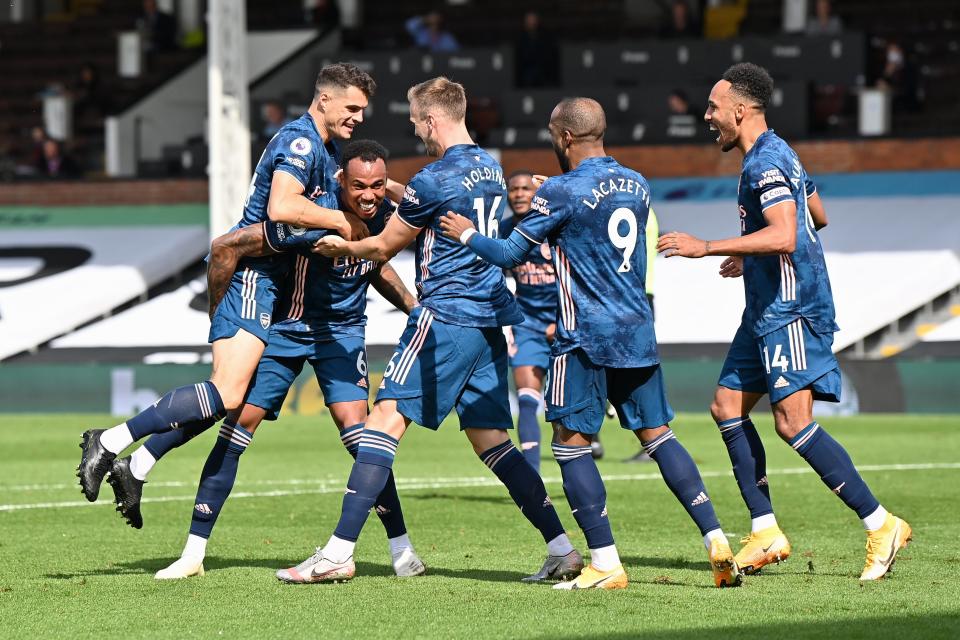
[515,180,568,243]
[804,175,817,197]
[272,131,316,191]
[746,161,794,212]
[396,170,445,229]
[264,221,330,252]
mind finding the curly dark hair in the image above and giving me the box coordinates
[722,63,774,111]
[314,62,376,99]
[341,139,388,168]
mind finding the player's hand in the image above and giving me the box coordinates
[439,211,476,243]
[339,211,370,241]
[312,235,348,257]
[719,256,743,278]
[545,323,556,344]
[532,174,549,188]
[658,231,708,258]
[503,326,517,357]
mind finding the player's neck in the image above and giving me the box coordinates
[308,104,331,143]
[434,123,474,156]
[737,118,769,156]
[567,144,606,171]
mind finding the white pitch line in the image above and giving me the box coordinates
[1,462,958,513]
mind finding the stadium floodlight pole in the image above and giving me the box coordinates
[207,0,251,240]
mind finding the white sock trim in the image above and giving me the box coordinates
[589,544,621,572]
[129,446,157,481]
[389,533,412,558]
[546,533,574,557]
[99,423,135,455]
[182,533,207,560]
[703,528,726,552]
[325,535,356,564]
[751,513,778,533]
[862,505,888,531]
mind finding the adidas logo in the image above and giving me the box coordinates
[690,492,710,507]
[194,503,212,515]
[832,481,846,495]
[600,506,608,518]
[357,378,368,389]
[774,376,790,389]
[542,496,553,508]
[757,475,769,487]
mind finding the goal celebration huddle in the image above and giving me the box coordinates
[76,61,912,590]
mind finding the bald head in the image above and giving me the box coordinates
[549,97,606,142]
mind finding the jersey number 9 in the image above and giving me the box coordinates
[607,207,638,273]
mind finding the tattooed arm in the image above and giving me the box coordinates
[370,261,417,314]
[207,223,277,318]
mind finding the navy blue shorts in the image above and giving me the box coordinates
[376,306,513,430]
[545,348,675,435]
[718,319,841,404]
[508,324,551,371]
[245,333,369,420]
[208,264,281,344]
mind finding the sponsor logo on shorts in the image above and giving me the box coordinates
[357,378,368,389]
[774,375,790,389]
[259,312,271,329]
[290,137,312,155]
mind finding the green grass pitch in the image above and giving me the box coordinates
[1,413,958,639]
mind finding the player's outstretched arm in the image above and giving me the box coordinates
[312,213,419,263]
[370,262,418,314]
[659,201,798,259]
[807,191,828,230]
[385,178,406,204]
[267,171,369,240]
[207,224,276,318]
[439,212,534,268]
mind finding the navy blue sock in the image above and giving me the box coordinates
[333,430,398,542]
[188,421,252,539]
[127,381,225,440]
[790,422,880,519]
[339,424,407,539]
[552,443,614,550]
[644,429,721,536]
[516,389,542,473]
[716,416,773,519]
[143,417,218,460]
[479,440,565,543]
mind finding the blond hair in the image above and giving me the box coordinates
[407,76,467,122]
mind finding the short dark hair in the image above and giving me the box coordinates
[508,169,534,181]
[551,97,606,141]
[722,63,774,110]
[314,62,376,99]
[341,139,388,169]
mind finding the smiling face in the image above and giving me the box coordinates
[318,85,368,141]
[507,174,535,216]
[704,80,742,153]
[339,156,386,219]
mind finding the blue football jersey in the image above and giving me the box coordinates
[236,113,339,280]
[397,144,522,328]
[501,214,558,333]
[517,156,658,368]
[738,130,839,338]
[270,200,392,340]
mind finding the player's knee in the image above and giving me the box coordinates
[213,384,245,412]
[637,424,669,444]
[709,388,737,422]
[329,401,368,430]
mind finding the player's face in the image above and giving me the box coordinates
[409,102,442,157]
[507,174,535,216]
[319,85,368,140]
[339,157,387,219]
[704,80,740,153]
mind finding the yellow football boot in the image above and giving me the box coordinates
[734,525,792,575]
[553,564,628,590]
[709,539,743,588]
[860,514,912,581]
